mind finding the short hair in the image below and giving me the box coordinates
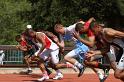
[90,21,104,29]
[54,24,63,29]
[75,23,84,32]
[26,28,35,33]
[15,35,21,41]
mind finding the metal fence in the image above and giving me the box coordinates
[0,45,103,67]
[0,45,23,64]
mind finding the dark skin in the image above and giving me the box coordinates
[86,26,124,57]
[86,25,124,81]
[30,32,47,73]
[16,37,33,70]
[73,17,96,47]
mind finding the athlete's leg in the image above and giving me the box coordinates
[24,55,32,74]
[107,46,117,70]
[50,49,63,80]
[36,49,52,81]
[37,59,49,81]
[84,59,110,69]
[48,50,77,72]
[64,50,85,77]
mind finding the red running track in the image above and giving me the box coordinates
[0,74,121,82]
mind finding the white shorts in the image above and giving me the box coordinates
[107,52,116,62]
[117,53,124,70]
[34,48,59,64]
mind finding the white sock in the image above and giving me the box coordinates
[28,68,32,70]
[74,61,83,69]
[56,70,62,75]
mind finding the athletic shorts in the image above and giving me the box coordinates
[34,48,59,64]
[107,46,116,62]
[65,43,89,62]
[112,39,124,69]
[117,52,124,70]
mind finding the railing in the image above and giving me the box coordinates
[0,45,103,67]
[0,45,23,65]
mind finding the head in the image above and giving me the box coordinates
[90,24,103,35]
[27,29,36,38]
[15,35,22,42]
[54,24,65,35]
[75,23,89,33]
[75,23,84,32]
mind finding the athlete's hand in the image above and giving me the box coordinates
[73,32,80,40]
[60,48,64,54]
[53,37,59,43]
[16,45,20,49]
[86,51,95,58]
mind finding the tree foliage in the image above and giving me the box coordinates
[23,0,121,31]
[0,0,123,44]
[0,0,31,45]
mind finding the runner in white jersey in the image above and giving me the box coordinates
[27,29,62,81]
[54,23,89,77]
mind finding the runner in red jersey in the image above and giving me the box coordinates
[15,35,33,74]
[74,17,110,81]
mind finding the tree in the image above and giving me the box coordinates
[24,0,119,31]
[0,0,31,45]
[1,0,123,45]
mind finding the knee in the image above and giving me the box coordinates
[84,60,90,66]
[64,56,70,61]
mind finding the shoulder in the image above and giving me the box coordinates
[44,31,56,37]
[36,32,44,38]
[20,40,27,46]
[67,24,76,31]
[104,28,116,36]
[87,29,95,37]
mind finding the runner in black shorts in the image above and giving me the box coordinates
[86,23,124,81]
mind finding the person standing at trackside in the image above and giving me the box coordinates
[0,50,5,65]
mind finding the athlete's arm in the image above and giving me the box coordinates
[57,34,65,48]
[37,33,46,55]
[79,36,95,47]
[73,32,95,47]
[87,17,95,23]
[57,34,65,53]
[86,48,109,58]
[86,50,101,58]
[53,36,64,48]
[106,28,124,38]
[16,45,27,51]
